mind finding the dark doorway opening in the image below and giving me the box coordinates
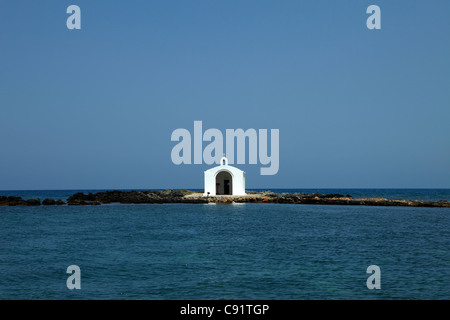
[224,179,230,195]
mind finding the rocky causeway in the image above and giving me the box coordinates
[1,190,450,208]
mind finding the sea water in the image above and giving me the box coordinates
[0,189,449,300]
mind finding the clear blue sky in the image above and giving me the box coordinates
[1,0,449,190]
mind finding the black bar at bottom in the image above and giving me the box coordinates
[0,299,446,319]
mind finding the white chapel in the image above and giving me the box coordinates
[204,156,246,196]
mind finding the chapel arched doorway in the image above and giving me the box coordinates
[215,171,233,195]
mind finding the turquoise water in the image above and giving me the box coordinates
[0,189,449,300]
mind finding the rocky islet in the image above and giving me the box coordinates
[1,190,450,208]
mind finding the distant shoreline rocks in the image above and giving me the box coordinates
[1,190,450,208]
[0,196,66,206]
[0,196,41,206]
[67,190,185,205]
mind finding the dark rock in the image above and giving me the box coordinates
[67,192,95,203]
[0,196,27,206]
[67,192,100,205]
[68,189,186,205]
[84,192,96,201]
[26,198,41,206]
[42,199,56,205]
